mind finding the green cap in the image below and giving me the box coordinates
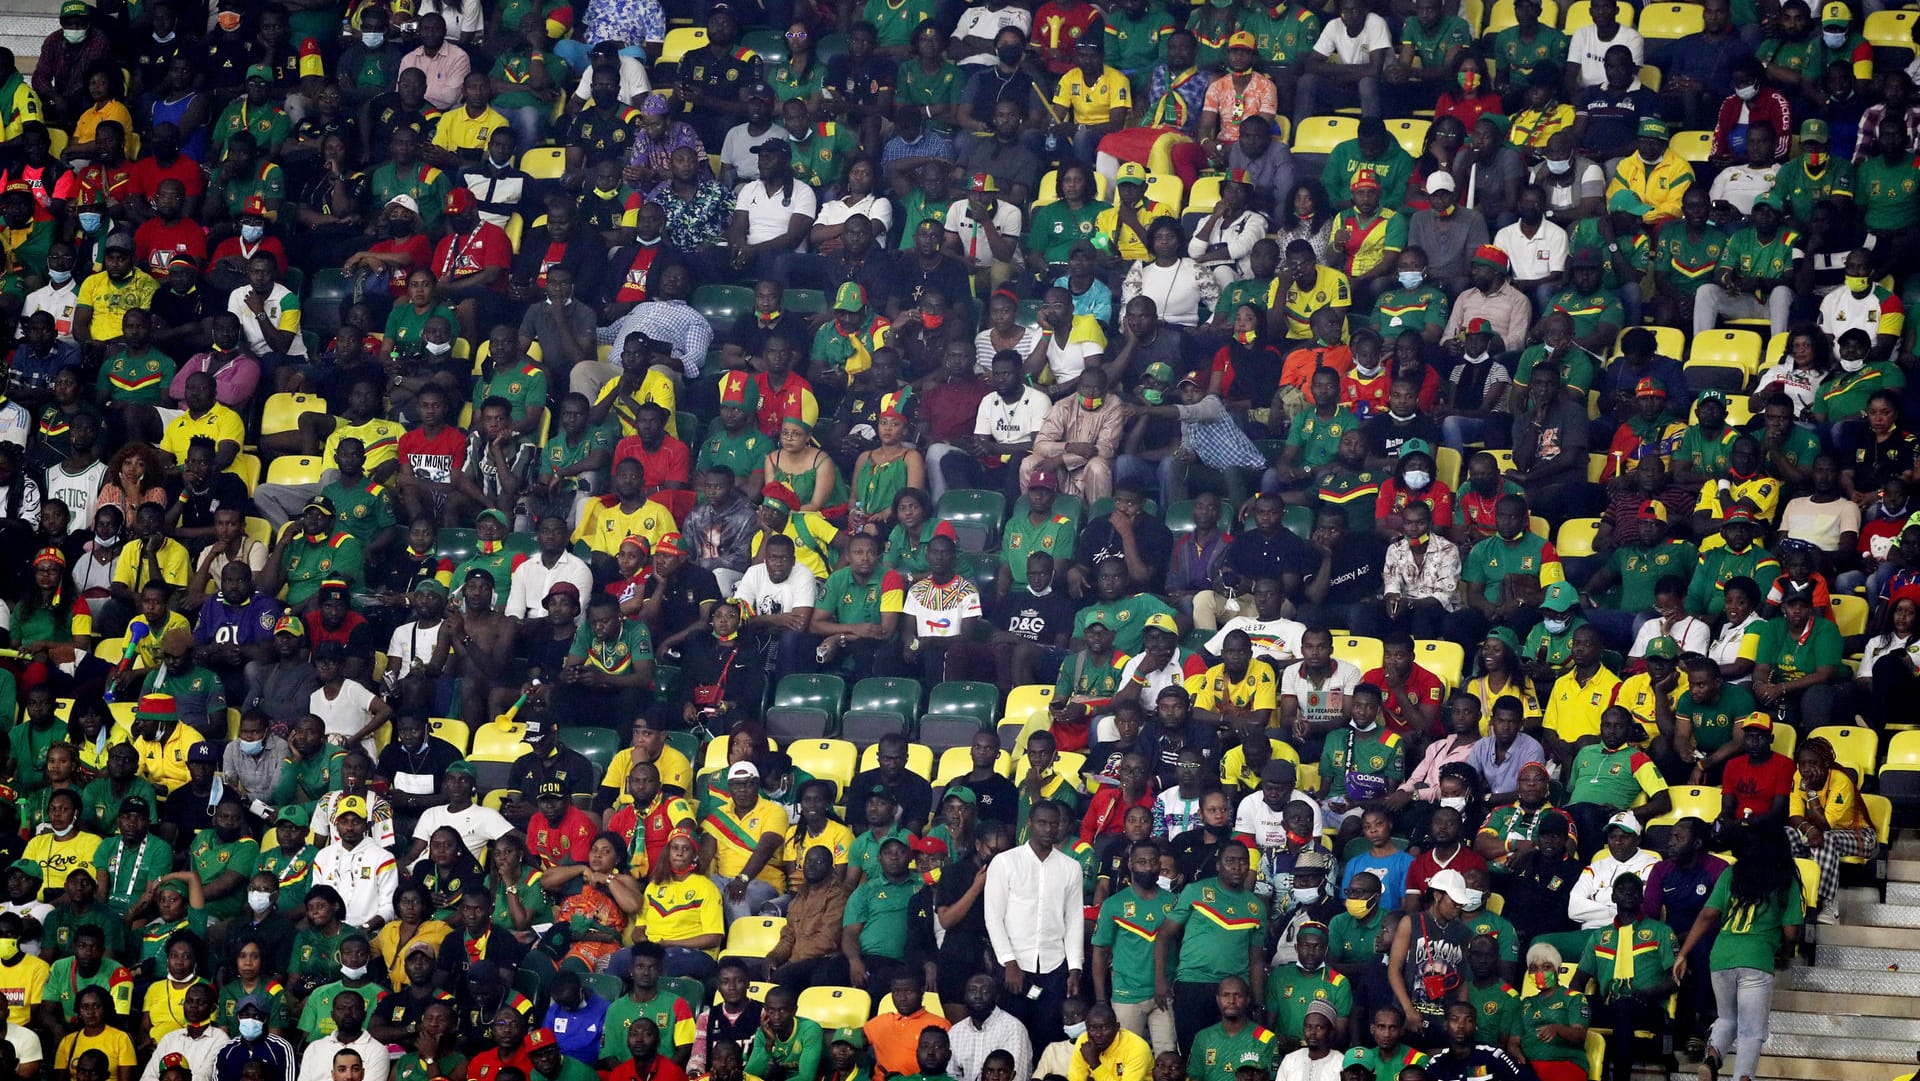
[476,508,509,528]
[1608,188,1654,217]
[1540,580,1579,613]
[415,579,449,598]
[1476,112,1512,135]
[1398,437,1434,460]
[1143,362,1175,383]
[277,806,309,826]
[1799,118,1831,144]
[446,760,478,779]
[157,879,189,897]
[7,858,41,881]
[245,63,273,81]
[944,786,977,805]
[832,1027,867,1048]
[59,0,88,16]
[1342,1049,1370,1069]
[1486,626,1521,655]
[1752,188,1784,212]
[1636,116,1669,140]
[1644,635,1680,660]
[833,282,867,312]
[1696,388,1728,404]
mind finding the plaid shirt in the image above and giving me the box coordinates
[1178,394,1267,470]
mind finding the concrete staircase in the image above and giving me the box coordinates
[1,0,61,71]
[1736,839,1920,1081]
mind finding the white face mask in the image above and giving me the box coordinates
[424,340,453,356]
[1064,1021,1088,1039]
[341,964,369,980]
[361,31,386,47]
[1290,885,1321,904]
[1439,795,1469,812]
[1156,875,1175,890]
[1542,616,1571,635]
[1397,270,1424,288]
[62,28,86,43]
[1545,157,1572,175]
[1403,469,1432,490]
[153,30,176,42]
[247,890,273,913]
[1823,29,1847,46]
[239,1017,266,1040]
[1735,84,1759,101]
[1465,350,1490,363]
[1353,357,1382,376]
[1840,355,1867,372]
[240,224,265,243]
[1457,888,1485,909]
[239,738,265,756]
[49,268,71,285]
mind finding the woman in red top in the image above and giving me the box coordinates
[1434,58,1503,135]
[1374,443,1457,541]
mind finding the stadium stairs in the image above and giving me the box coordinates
[1740,832,1920,1080]
[4,0,60,71]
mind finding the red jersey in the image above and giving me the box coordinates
[369,234,434,296]
[466,1045,534,1081]
[1721,751,1796,822]
[608,1055,690,1081]
[132,218,208,275]
[613,434,694,521]
[1079,786,1155,844]
[0,162,78,213]
[397,426,468,484]
[754,372,816,437]
[209,236,289,277]
[127,153,205,200]
[1373,477,1456,529]
[527,804,597,867]
[613,244,663,303]
[1362,663,1448,739]
[1032,0,1103,73]
[1340,368,1392,418]
[1405,843,1488,897]
[606,793,697,875]
[308,610,370,653]
[432,221,513,292]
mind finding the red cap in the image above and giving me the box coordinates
[527,1029,557,1051]
[446,188,477,214]
[933,521,958,542]
[761,482,801,512]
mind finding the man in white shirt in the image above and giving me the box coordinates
[225,253,308,362]
[1564,811,1660,930]
[719,83,792,185]
[409,760,513,866]
[945,174,1024,287]
[730,140,818,279]
[1296,0,1391,124]
[1233,759,1325,848]
[1491,191,1569,309]
[504,516,595,620]
[1707,122,1782,217]
[571,41,651,106]
[958,351,1052,497]
[1565,0,1644,88]
[984,798,1085,1044]
[733,533,818,682]
[1204,577,1308,665]
[0,1013,41,1077]
[309,795,399,928]
[21,242,80,343]
[296,992,392,1081]
[139,983,228,1081]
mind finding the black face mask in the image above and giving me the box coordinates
[388,218,415,238]
[997,44,1023,65]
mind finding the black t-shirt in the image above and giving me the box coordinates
[1075,515,1176,594]
[168,472,254,544]
[507,745,598,801]
[893,254,973,311]
[824,55,899,111]
[961,65,1040,121]
[847,767,934,833]
[990,585,1077,645]
[1303,534,1387,607]
[1361,413,1444,462]
[728,312,815,361]
[1425,1047,1530,1081]
[932,854,992,969]
[1223,526,1316,588]
[937,772,1019,826]
[1170,824,1234,883]
[365,94,437,161]
[648,564,724,654]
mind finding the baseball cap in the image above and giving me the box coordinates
[274,614,306,636]
[1427,868,1477,905]
[1227,30,1257,48]
[527,1029,558,1052]
[1740,712,1774,731]
[386,193,421,214]
[1115,161,1150,184]
[1425,171,1456,194]
[1822,1,1851,25]
[446,760,477,779]
[1635,376,1667,398]
[834,282,867,311]
[968,173,998,194]
[752,138,793,157]
[1644,635,1679,660]
[117,798,150,818]
[7,859,41,881]
[1638,499,1668,522]
[1350,168,1382,192]
[245,63,273,81]
[1800,118,1831,144]
[832,1028,867,1049]
[103,231,134,254]
[1398,437,1434,460]
[445,188,477,215]
[335,794,370,819]
[188,742,218,764]
[1637,116,1670,140]
[727,761,761,781]
[1568,248,1604,269]
[545,581,582,604]
[1143,361,1175,383]
[537,780,565,799]
[1143,612,1178,635]
[302,494,336,516]
[1605,811,1642,835]
[1539,580,1579,613]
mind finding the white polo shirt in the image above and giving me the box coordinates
[1313,13,1392,62]
[974,385,1052,445]
[1492,219,1569,282]
[945,198,1025,267]
[735,178,819,247]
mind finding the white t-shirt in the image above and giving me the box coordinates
[1045,331,1102,386]
[973,326,1043,373]
[1233,788,1326,847]
[1492,219,1569,282]
[721,121,793,183]
[1207,615,1307,665]
[903,575,983,637]
[1820,287,1902,348]
[1752,362,1825,419]
[226,283,309,357]
[1628,614,1710,659]
[974,385,1052,444]
[572,56,653,103]
[945,198,1025,267]
[1277,1047,1343,1081]
[1566,24,1644,86]
[310,680,379,754]
[1780,494,1862,553]
[1153,788,1206,838]
[1279,659,1361,730]
[0,400,31,449]
[411,800,515,865]
[734,561,819,616]
[735,178,819,247]
[954,4,1031,64]
[44,458,106,532]
[386,620,446,683]
[21,281,79,342]
[1709,612,1764,683]
[1313,13,1392,62]
[815,192,896,234]
[4,1016,42,1065]
[1708,163,1779,216]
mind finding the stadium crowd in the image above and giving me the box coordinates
[0,0,1907,1080]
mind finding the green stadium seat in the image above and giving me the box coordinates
[740,27,788,63]
[1283,504,1315,538]
[785,288,829,313]
[917,713,987,752]
[437,528,478,566]
[693,284,754,338]
[842,677,923,745]
[772,674,848,724]
[305,268,350,337]
[569,728,622,776]
[766,707,834,744]
[582,971,625,1001]
[1165,500,1197,534]
[926,681,999,729]
[935,489,1006,552]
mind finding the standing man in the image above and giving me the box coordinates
[984,799,1085,1045]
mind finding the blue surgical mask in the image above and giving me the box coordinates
[1063,1021,1088,1040]
[361,30,386,47]
[1397,270,1424,289]
[239,738,265,756]
[77,212,102,233]
[241,224,265,243]
[239,1017,266,1040]
[49,268,71,285]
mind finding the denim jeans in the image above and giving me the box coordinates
[1709,967,1775,1081]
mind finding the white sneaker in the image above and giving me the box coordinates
[1817,908,1842,925]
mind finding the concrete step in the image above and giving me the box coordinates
[1805,920,1920,944]
[1774,988,1920,1018]
[1884,858,1920,882]
[1885,882,1920,906]
[1757,1033,1917,1064]
[1767,1010,1920,1043]
[1795,943,1920,970]
[1778,965,1920,996]
[1746,1055,1916,1081]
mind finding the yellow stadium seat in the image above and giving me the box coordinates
[230,452,261,491]
[1866,8,1919,47]
[482,789,516,811]
[1637,64,1662,91]
[1637,1,1702,38]
[1385,118,1430,158]
[1563,0,1635,32]
[934,746,1010,786]
[265,455,327,486]
[1887,729,1920,769]
[471,719,530,762]
[1002,684,1055,731]
[1016,750,1087,785]
[786,738,858,797]
[660,26,708,63]
[244,516,274,547]
[1464,0,1486,30]
[520,147,567,179]
[1435,445,1462,491]
[1854,793,1893,866]
[47,127,67,157]
[1773,723,1796,762]
[1586,1031,1607,1081]
[425,717,470,753]
[1808,725,1879,779]
[261,392,327,437]
[1486,0,1559,30]
[503,214,525,254]
[879,994,945,1017]
[859,742,934,779]
[1414,640,1465,691]
[1615,324,1685,359]
[1034,169,1112,206]
[1143,172,1184,212]
[797,986,871,1029]
[1333,635,1383,674]
[1186,175,1223,214]
[1556,518,1601,558]
[1688,329,1763,373]
[1688,396,1751,426]
[1586,453,1608,483]
[1645,785,1721,827]
[1485,449,1518,474]
[704,736,783,774]
[710,981,778,1004]
[1292,116,1360,155]
[225,708,242,739]
[1833,594,1869,638]
[1683,358,1753,393]
[1529,514,1551,540]
[724,917,786,958]
[1670,130,1715,163]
